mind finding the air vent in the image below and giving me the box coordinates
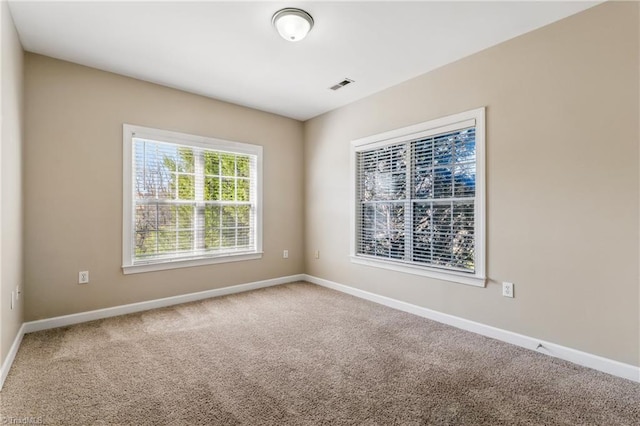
[329,78,354,91]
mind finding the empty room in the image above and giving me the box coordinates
[1,0,639,424]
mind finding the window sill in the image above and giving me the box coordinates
[123,252,263,275]
[350,255,486,287]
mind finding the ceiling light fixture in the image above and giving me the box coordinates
[272,8,314,42]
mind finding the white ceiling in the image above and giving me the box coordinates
[8,1,600,121]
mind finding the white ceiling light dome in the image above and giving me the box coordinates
[272,8,314,42]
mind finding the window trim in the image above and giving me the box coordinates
[122,124,263,275]
[350,107,486,287]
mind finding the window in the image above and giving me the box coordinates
[350,108,485,287]
[122,124,262,274]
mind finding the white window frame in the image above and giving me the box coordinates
[350,107,486,287]
[122,124,263,274]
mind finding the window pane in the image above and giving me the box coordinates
[156,144,177,172]
[157,205,176,229]
[434,134,454,166]
[134,140,174,199]
[222,206,236,227]
[135,205,157,232]
[177,147,194,173]
[205,227,220,249]
[177,205,193,229]
[454,129,475,163]
[433,167,453,198]
[221,154,235,176]
[205,177,220,201]
[454,164,475,197]
[221,228,236,247]
[361,204,375,230]
[358,144,406,201]
[221,178,235,201]
[452,202,475,270]
[157,230,177,254]
[237,179,250,201]
[413,138,433,169]
[236,156,250,178]
[177,231,193,251]
[135,230,157,257]
[204,152,220,175]
[362,171,376,201]
[359,228,374,256]
[432,202,452,237]
[237,228,251,247]
[373,203,404,259]
[414,169,433,199]
[205,205,221,227]
[177,175,195,200]
[204,205,221,250]
[412,202,432,264]
[412,127,476,200]
[237,205,251,227]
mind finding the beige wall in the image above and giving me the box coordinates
[304,2,640,366]
[1,0,24,366]
[24,54,304,320]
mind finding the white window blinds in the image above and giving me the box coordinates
[352,108,485,285]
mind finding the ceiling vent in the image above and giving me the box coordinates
[329,78,354,91]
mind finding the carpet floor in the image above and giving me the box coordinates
[1,282,638,425]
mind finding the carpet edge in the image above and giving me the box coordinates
[304,274,640,383]
[0,274,305,390]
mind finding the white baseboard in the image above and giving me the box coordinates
[0,323,25,390]
[0,274,304,390]
[304,274,640,383]
[3,273,637,390]
[24,274,305,334]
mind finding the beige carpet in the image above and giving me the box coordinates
[1,282,638,425]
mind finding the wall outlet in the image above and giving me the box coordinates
[79,271,89,284]
[502,282,514,298]
[15,285,21,300]
[314,250,320,259]
[283,250,289,259]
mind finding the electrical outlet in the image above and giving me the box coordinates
[502,282,514,298]
[15,285,21,300]
[79,271,89,284]
[283,250,289,259]
[314,250,320,259]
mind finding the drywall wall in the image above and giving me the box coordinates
[1,0,24,366]
[304,1,640,366]
[24,54,304,320]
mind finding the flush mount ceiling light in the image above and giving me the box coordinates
[272,8,314,42]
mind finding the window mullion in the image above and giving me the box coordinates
[194,148,205,251]
[357,152,365,255]
[430,136,435,266]
[449,137,455,267]
[405,142,413,263]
